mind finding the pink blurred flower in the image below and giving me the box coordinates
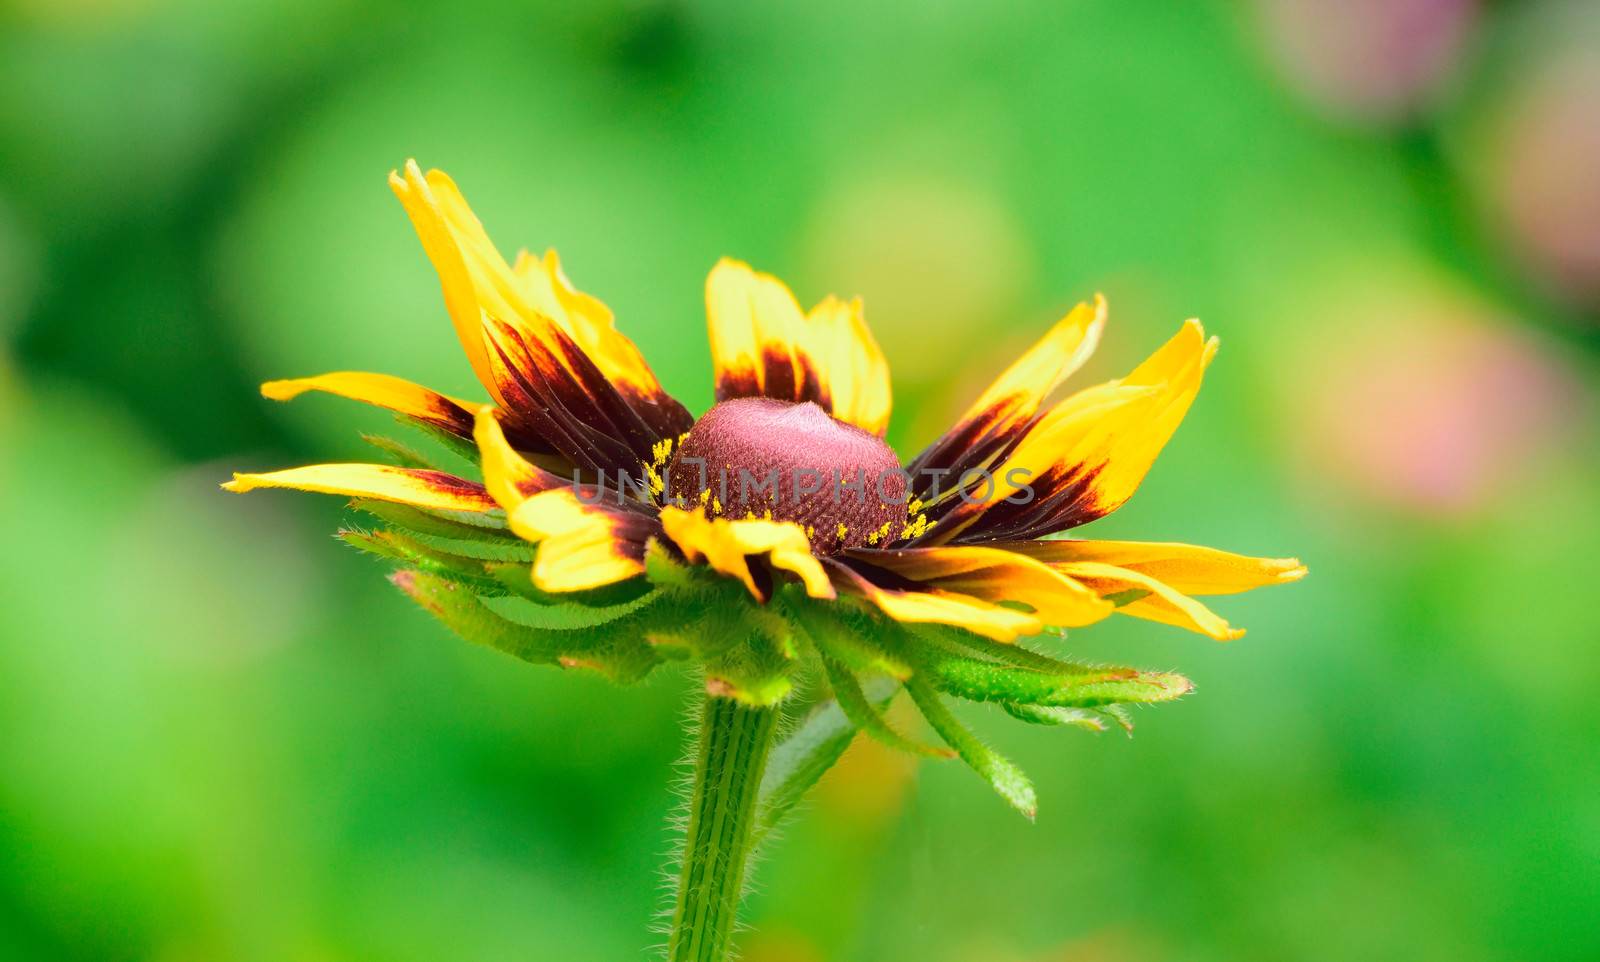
[1488,60,1600,310]
[1253,0,1479,123]
[1296,301,1580,518]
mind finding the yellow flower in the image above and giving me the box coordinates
[226,160,1303,646]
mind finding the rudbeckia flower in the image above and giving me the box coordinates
[227,161,1304,961]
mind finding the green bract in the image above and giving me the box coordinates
[348,425,1193,821]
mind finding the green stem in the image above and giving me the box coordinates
[666,691,780,962]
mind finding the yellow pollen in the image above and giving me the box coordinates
[898,509,930,541]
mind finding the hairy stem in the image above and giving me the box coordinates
[667,692,780,962]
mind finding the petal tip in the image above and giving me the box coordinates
[806,581,838,601]
[259,379,301,401]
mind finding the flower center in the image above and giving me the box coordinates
[665,398,910,553]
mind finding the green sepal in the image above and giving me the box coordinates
[481,590,662,631]
[340,528,505,593]
[905,671,1037,820]
[1103,588,1151,607]
[391,569,661,683]
[397,415,481,470]
[362,433,445,471]
[641,547,804,705]
[390,568,554,663]
[782,593,912,679]
[349,504,532,562]
[913,623,1096,675]
[818,652,949,757]
[1002,703,1121,733]
[544,634,662,685]
[643,538,726,593]
[484,562,654,607]
[703,637,795,705]
[393,529,535,562]
[900,624,1190,708]
[924,652,1192,708]
[786,589,945,755]
[352,499,513,538]
[697,600,800,706]
[1100,703,1135,733]
[755,676,897,842]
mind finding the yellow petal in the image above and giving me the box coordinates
[1051,560,1245,641]
[1010,540,1307,595]
[508,488,648,592]
[389,161,498,394]
[511,248,674,410]
[261,371,480,437]
[826,559,1043,643]
[845,545,1113,628]
[659,505,834,601]
[222,464,495,513]
[705,258,892,434]
[928,319,1214,542]
[391,161,687,441]
[804,294,893,435]
[1007,319,1211,506]
[472,405,562,511]
[956,294,1106,437]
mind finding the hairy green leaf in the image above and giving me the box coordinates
[819,654,949,757]
[905,672,1037,819]
[362,433,444,471]
[340,528,503,591]
[784,594,912,678]
[481,590,661,631]
[352,498,510,536]
[347,505,535,561]
[398,415,481,469]
[1002,703,1116,732]
[913,623,1094,674]
[392,569,660,682]
[484,561,654,607]
[391,568,558,663]
[926,652,1192,708]
[755,677,897,841]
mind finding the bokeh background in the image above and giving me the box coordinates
[3,0,1598,959]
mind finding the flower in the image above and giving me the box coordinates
[226,161,1304,815]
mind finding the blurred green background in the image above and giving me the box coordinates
[3,0,1598,959]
